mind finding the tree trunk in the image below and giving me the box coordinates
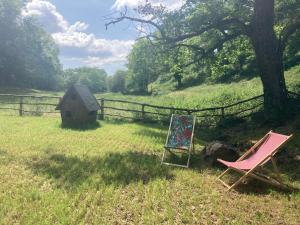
[250,0,288,118]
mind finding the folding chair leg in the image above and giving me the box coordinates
[271,157,281,182]
[227,172,251,191]
[161,148,192,168]
[227,168,288,191]
[217,168,233,189]
[248,172,287,189]
[218,168,231,180]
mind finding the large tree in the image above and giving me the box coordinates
[107,70,127,93]
[126,39,167,94]
[0,0,61,90]
[107,0,300,117]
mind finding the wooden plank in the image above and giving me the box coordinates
[161,162,189,168]
[22,110,59,114]
[223,95,264,109]
[19,97,23,116]
[0,94,61,99]
[99,98,221,112]
[97,98,145,106]
[0,107,19,111]
[225,103,263,117]
[103,106,143,114]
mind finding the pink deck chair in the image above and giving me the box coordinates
[217,131,293,191]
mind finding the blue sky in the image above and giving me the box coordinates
[22,0,185,75]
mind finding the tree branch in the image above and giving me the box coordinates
[175,33,241,71]
[106,11,247,44]
[169,18,247,43]
[175,43,205,54]
[105,15,167,40]
[176,33,240,58]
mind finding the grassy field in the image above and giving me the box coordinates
[1,66,299,123]
[0,115,300,224]
[95,66,300,108]
[1,66,300,110]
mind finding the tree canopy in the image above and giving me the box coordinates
[107,70,127,93]
[61,67,108,93]
[107,0,300,116]
[0,0,61,90]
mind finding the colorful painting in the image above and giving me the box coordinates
[166,115,195,149]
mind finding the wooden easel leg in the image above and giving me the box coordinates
[186,150,191,168]
[161,148,167,165]
[193,140,195,154]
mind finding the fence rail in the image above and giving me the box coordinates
[0,91,298,126]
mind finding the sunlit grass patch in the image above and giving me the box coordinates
[0,115,300,224]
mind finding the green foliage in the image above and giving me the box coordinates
[124,0,300,94]
[284,30,300,69]
[126,39,170,94]
[126,35,258,93]
[1,66,299,121]
[93,65,300,113]
[107,70,126,93]
[0,0,61,90]
[209,37,257,82]
[61,67,107,92]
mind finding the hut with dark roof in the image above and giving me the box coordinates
[56,85,100,126]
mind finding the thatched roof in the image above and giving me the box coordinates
[56,85,100,111]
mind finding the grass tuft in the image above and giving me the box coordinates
[0,115,299,224]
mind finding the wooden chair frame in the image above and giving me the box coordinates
[161,114,196,168]
[217,131,293,191]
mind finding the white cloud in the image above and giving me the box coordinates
[22,0,68,33]
[68,21,89,32]
[112,0,185,11]
[22,0,135,74]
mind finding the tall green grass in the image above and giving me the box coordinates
[95,66,300,109]
[0,115,299,224]
[1,66,299,109]
[0,66,299,122]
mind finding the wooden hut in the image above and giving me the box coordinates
[56,85,100,126]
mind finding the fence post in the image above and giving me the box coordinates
[141,104,146,121]
[99,99,104,120]
[221,107,225,119]
[19,96,23,116]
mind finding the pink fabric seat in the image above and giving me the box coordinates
[218,132,290,170]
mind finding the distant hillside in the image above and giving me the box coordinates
[1,65,300,110]
[96,65,300,109]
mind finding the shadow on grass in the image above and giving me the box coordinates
[233,178,299,195]
[30,151,174,189]
[277,150,300,182]
[0,149,7,155]
[133,127,166,142]
[60,121,101,131]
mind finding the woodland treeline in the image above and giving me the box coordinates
[1,0,300,100]
[0,0,60,90]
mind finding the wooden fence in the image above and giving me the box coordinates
[0,91,298,126]
[97,95,264,125]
